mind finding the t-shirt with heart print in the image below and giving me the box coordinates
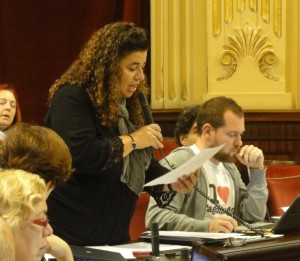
[189,144,235,220]
[202,159,235,220]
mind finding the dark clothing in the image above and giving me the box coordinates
[45,85,170,246]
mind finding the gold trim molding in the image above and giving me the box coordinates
[212,0,282,38]
[218,22,279,81]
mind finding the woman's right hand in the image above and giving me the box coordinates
[131,123,164,149]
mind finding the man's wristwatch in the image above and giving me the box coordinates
[127,134,137,149]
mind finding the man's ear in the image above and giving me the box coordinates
[202,123,214,136]
[179,135,186,146]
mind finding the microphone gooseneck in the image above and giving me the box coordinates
[149,222,169,261]
[150,222,160,257]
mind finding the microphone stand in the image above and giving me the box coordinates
[147,223,168,261]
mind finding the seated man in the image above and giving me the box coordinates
[146,96,268,233]
[174,105,200,146]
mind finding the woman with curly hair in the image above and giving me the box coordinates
[0,169,72,261]
[0,169,51,261]
[0,123,74,260]
[44,21,198,246]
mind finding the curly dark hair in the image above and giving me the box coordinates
[48,21,150,128]
[174,105,201,145]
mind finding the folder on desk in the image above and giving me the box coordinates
[139,231,235,246]
[69,245,129,261]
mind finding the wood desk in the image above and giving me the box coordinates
[192,231,300,261]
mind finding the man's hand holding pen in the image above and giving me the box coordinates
[208,214,238,233]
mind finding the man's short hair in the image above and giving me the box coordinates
[197,96,244,134]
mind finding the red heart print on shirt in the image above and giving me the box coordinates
[217,186,229,204]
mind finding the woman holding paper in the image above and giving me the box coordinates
[45,21,198,246]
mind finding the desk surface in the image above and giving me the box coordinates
[193,231,300,261]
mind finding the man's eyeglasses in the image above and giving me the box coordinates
[32,215,49,228]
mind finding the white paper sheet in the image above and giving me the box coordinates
[155,230,239,239]
[88,242,189,259]
[87,245,135,259]
[144,144,224,186]
[233,234,283,240]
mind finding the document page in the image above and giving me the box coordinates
[145,230,239,240]
[88,242,189,259]
[145,144,224,186]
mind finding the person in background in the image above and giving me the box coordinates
[0,83,22,139]
[146,96,268,233]
[44,21,198,246]
[0,217,15,261]
[0,123,73,260]
[174,105,201,146]
[0,169,53,261]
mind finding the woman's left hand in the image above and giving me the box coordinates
[46,234,73,261]
[169,169,200,193]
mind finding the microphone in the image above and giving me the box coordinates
[137,92,168,163]
[137,92,154,124]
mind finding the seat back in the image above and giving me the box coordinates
[266,164,300,217]
[129,192,150,241]
[129,141,178,242]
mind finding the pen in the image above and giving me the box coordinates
[240,230,257,235]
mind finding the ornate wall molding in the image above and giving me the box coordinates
[150,0,299,110]
[218,22,279,81]
[212,0,282,38]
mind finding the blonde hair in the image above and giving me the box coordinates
[0,169,46,231]
[0,217,15,260]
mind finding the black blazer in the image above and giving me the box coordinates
[45,85,169,246]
